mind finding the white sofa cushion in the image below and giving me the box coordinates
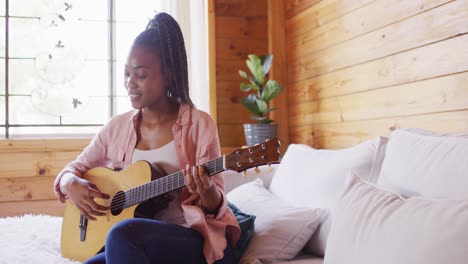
[268,137,387,256]
[377,128,468,199]
[324,175,468,264]
[227,178,323,264]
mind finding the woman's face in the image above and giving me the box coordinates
[124,45,169,110]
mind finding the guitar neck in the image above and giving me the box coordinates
[123,156,225,208]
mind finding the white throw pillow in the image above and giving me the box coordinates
[227,179,323,264]
[324,175,468,264]
[269,137,387,256]
[377,128,468,199]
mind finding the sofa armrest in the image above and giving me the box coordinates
[223,164,279,194]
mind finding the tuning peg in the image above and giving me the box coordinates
[242,171,248,178]
[254,167,260,174]
[266,165,273,172]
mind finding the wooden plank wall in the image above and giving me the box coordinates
[214,0,269,147]
[0,139,90,217]
[286,0,468,149]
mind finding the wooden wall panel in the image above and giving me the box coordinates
[269,0,289,151]
[285,0,321,18]
[288,34,468,102]
[0,138,89,152]
[288,0,468,81]
[216,80,245,104]
[285,0,468,149]
[215,38,268,60]
[288,0,450,60]
[286,0,374,38]
[216,59,246,81]
[290,72,468,126]
[215,0,268,17]
[289,126,315,146]
[215,0,269,148]
[310,110,468,149]
[0,139,89,217]
[215,16,268,40]
[209,0,218,120]
[218,124,245,147]
[0,176,57,202]
[0,200,65,217]
[0,151,80,178]
[217,103,253,124]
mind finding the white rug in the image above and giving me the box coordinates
[0,214,80,264]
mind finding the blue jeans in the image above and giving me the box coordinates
[84,218,233,264]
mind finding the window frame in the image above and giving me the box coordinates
[1,0,124,139]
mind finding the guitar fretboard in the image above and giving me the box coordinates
[123,156,225,208]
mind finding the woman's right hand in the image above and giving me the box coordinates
[61,173,110,221]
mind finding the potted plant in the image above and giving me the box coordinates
[239,54,283,146]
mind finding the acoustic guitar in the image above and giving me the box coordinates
[61,138,281,262]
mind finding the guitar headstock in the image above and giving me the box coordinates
[225,138,281,173]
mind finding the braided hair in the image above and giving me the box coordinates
[132,12,194,107]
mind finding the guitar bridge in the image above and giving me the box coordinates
[79,215,88,241]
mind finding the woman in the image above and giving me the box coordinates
[53,12,240,264]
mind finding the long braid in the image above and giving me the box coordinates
[133,12,193,107]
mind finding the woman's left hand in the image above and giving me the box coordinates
[184,164,213,195]
[184,164,223,214]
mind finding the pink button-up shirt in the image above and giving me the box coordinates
[53,104,240,264]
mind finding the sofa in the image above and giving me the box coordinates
[223,128,468,264]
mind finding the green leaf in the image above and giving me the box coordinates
[262,80,283,102]
[242,94,262,116]
[246,54,264,85]
[239,70,248,79]
[256,98,268,114]
[250,115,266,121]
[264,107,278,114]
[260,54,273,75]
[250,115,273,123]
[240,83,250,92]
[239,69,260,86]
[259,118,273,124]
[267,107,278,113]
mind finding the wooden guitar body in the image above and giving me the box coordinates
[61,161,156,262]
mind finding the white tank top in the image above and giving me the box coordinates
[132,141,187,226]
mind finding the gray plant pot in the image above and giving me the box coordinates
[243,123,278,146]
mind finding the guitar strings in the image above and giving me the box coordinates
[113,147,262,208]
[109,148,264,210]
[109,163,219,210]
[109,145,269,211]
[109,161,222,211]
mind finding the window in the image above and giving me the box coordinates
[0,0,165,138]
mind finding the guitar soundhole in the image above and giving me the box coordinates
[110,191,125,216]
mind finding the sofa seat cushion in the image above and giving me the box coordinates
[324,175,468,264]
[275,252,324,264]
